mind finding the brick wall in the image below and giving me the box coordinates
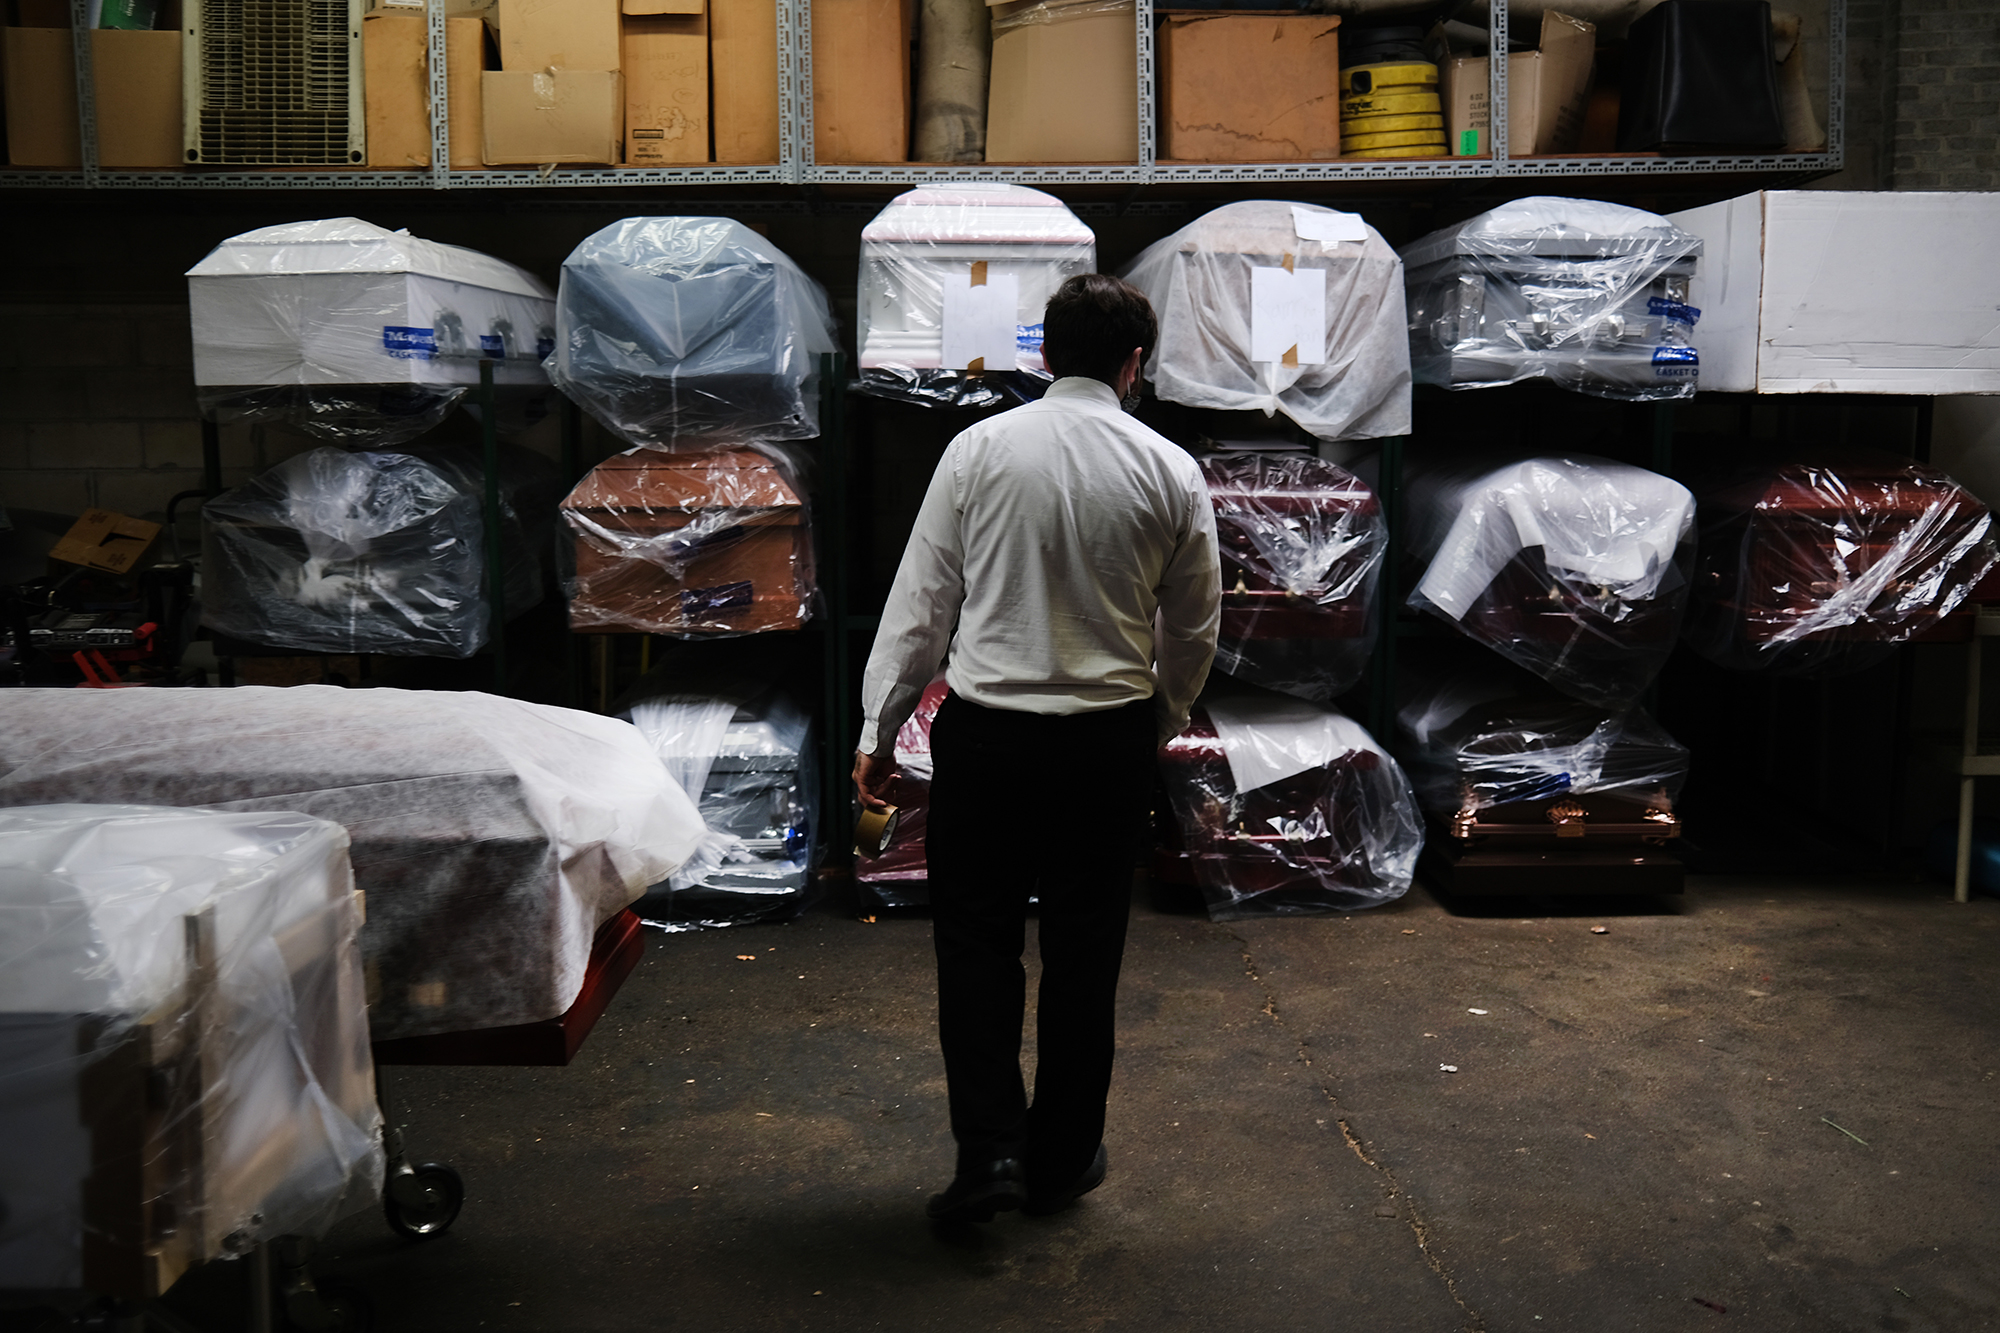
[1892,0,2000,189]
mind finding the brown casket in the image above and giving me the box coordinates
[561,446,815,636]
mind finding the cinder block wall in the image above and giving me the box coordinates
[1891,0,2000,190]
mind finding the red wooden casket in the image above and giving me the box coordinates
[1202,454,1387,702]
[1686,456,1998,675]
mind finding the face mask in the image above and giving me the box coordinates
[1121,382,1142,414]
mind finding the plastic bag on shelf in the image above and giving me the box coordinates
[559,443,817,637]
[0,804,382,1294]
[1156,685,1420,920]
[856,184,1097,409]
[1119,200,1411,441]
[1394,668,1690,821]
[548,218,839,445]
[187,217,557,448]
[854,677,949,909]
[201,443,557,658]
[620,682,820,930]
[1203,453,1386,702]
[1684,453,2000,676]
[1400,196,1702,401]
[1406,455,1695,711]
[0,687,704,1043]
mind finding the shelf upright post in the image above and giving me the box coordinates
[1369,433,1405,741]
[480,359,508,693]
[783,0,808,184]
[818,352,852,856]
[1135,0,1155,182]
[1489,0,1508,168]
[69,0,99,187]
[428,0,451,188]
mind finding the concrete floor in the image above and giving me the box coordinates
[160,874,1999,1332]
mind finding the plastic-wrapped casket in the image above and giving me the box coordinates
[857,185,1096,408]
[854,678,949,909]
[1204,453,1387,703]
[1120,201,1411,441]
[187,218,556,446]
[548,218,839,445]
[0,688,704,1042]
[1156,689,1421,920]
[0,805,381,1296]
[1400,197,1702,401]
[1395,671,1688,893]
[1406,456,1695,711]
[1685,455,2000,676]
[622,684,818,929]
[561,446,815,636]
[201,445,555,657]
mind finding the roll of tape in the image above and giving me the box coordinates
[854,805,901,856]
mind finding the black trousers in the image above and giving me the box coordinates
[924,689,1157,1196]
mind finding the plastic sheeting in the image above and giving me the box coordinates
[548,218,840,445]
[202,444,557,657]
[1400,196,1702,401]
[857,184,1097,408]
[621,684,819,930]
[1157,688,1420,920]
[1406,456,1695,711]
[0,805,381,1292]
[187,217,557,447]
[1395,673,1690,818]
[1120,201,1411,441]
[853,677,949,909]
[0,688,704,1042]
[1685,455,2000,676]
[560,444,817,636]
[1204,454,1386,702]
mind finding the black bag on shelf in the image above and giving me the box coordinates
[1616,0,1786,154]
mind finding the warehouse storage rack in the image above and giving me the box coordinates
[2,0,1844,190]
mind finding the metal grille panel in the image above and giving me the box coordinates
[186,0,364,165]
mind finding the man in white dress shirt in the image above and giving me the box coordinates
[853,273,1221,1226]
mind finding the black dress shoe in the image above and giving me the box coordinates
[925,1157,1026,1225]
[1023,1144,1108,1216]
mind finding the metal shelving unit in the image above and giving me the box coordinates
[6,0,1842,191]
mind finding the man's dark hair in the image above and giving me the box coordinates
[1040,273,1158,387]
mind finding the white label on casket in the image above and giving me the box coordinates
[1291,206,1368,244]
[1250,266,1326,366]
[941,270,1021,370]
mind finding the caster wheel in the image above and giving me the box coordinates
[384,1162,464,1239]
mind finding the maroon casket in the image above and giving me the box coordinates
[1685,455,1999,675]
[854,679,948,909]
[1204,454,1387,703]
[1154,694,1419,921]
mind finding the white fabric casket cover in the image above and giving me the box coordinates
[0,688,704,1041]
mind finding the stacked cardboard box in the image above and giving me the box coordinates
[1431,11,1595,159]
[1157,13,1342,163]
[2,0,181,168]
[361,13,489,168]
[624,0,708,166]
[483,0,624,163]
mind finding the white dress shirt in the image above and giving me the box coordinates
[857,376,1221,756]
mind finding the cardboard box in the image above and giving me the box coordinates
[1158,13,1340,162]
[499,0,620,71]
[624,12,708,163]
[482,68,622,162]
[1437,10,1593,158]
[50,510,160,576]
[810,0,908,163]
[709,0,777,161]
[986,0,1136,162]
[624,0,699,13]
[364,15,429,167]
[447,16,489,167]
[3,27,182,168]
[1667,190,2000,395]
